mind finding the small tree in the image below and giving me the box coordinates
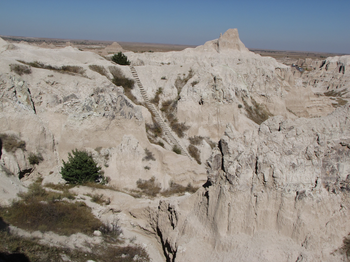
[60,149,102,184]
[112,52,130,65]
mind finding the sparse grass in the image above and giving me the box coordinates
[17,60,86,76]
[338,233,350,260]
[28,152,44,165]
[81,181,117,191]
[44,183,75,191]
[9,64,32,75]
[0,226,149,262]
[189,136,204,146]
[191,80,199,87]
[242,98,272,125]
[160,99,176,112]
[171,121,190,138]
[143,148,156,161]
[89,64,109,78]
[0,183,101,236]
[175,69,194,94]
[160,181,198,197]
[150,87,163,105]
[95,244,150,262]
[188,144,201,164]
[109,66,137,103]
[145,121,163,138]
[324,89,348,97]
[332,98,348,108]
[0,133,26,152]
[160,100,189,138]
[0,230,86,262]
[86,193,110,205]
[136,176,161,197]
[206,137,217,149]
[172,145,181,155]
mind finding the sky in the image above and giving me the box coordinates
[0,0,349,54]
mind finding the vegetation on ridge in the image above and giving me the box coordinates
[60,149,104,184]
[112,52,130,66]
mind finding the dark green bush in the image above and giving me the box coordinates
[172,145,181,155]
[112,52,130,65]
[60,149,102,184]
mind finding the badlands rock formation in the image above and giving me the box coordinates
[0,28,349,261]
[152,105,350,261]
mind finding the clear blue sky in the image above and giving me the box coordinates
[0,0,349,54]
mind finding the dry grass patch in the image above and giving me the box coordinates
[189,136,204,146]
[143,148,156,161]
[160,100,189,138]
[188,144,201,164]
[324,89,348,97]
[150,87,163,105]
[0,133,26,153]
[175,69,194,94]
[9,64,32,75]
[340,233,350,260]
[89,64,109,77]
[109,66,137,103]
[17,60,86,76]
[85,193,110,205]
[0,230,149,262]
[136,176,161,197]
[160,181,198,197]
[243,98,272,125]
[0,183,103,236]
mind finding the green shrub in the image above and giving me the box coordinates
[172,145,181,155]
[60,149,102,184]
[9,64,32,75]
[28,152,44,165]
[111,52,130,65]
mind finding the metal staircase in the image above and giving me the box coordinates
[130,66,192,160]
